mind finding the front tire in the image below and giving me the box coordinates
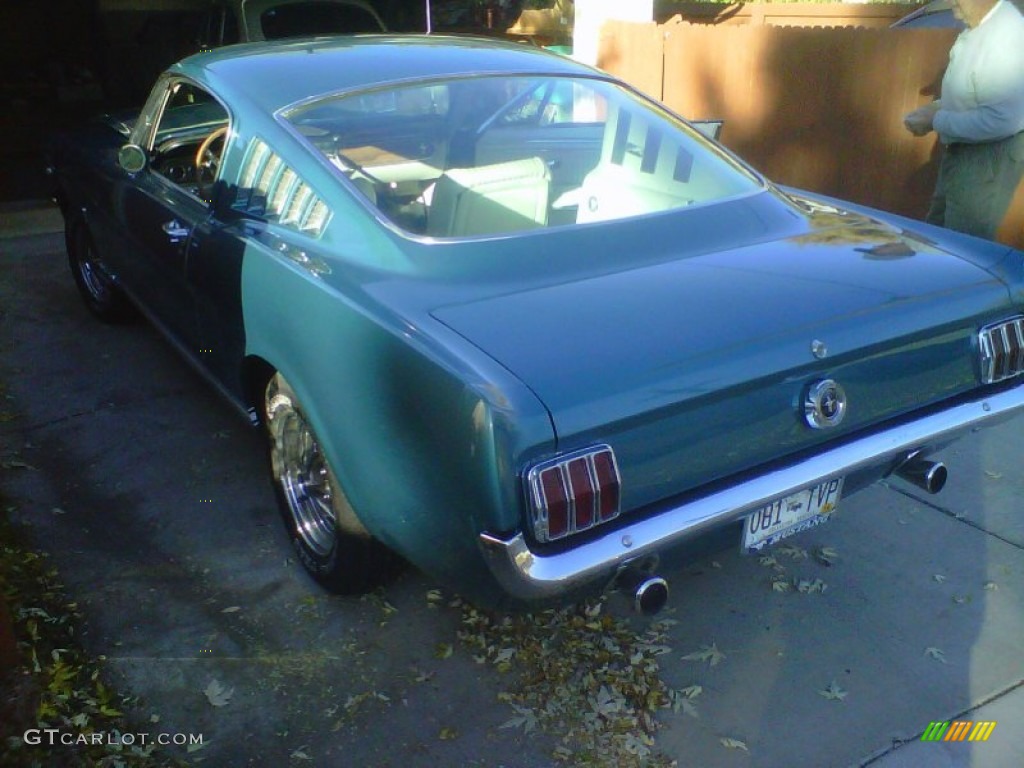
[66,216,134,323]
[264,372,396,593]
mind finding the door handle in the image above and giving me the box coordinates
[162,220,191,241]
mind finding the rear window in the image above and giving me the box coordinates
[284,75,762,238]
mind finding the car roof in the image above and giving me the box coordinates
[171,35,597,114]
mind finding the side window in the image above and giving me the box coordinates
[234,138,332,238]
[148,82,230,199]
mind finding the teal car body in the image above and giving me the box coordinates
[49,35,1024,609]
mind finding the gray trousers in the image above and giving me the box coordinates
[927,131,1024,240]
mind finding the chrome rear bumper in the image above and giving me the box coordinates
[479,385,1024,601]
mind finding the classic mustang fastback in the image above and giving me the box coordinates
[48,36,1024,612]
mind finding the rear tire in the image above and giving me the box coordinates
[263,372,396,593]
[66,216,134,323]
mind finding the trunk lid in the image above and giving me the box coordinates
[431,212,1013,511]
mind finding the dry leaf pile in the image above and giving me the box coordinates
[452,596,679,768]
[0,510,182,767]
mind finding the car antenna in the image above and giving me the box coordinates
[425,0,433,33]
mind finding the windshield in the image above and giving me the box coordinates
[284,74,761,238]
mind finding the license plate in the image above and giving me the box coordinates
[742,478,843,553]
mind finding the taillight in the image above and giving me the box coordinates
[979,316,1024,384]
[525,446,622,543]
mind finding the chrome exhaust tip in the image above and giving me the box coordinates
[895,453,948,494]
[616,566,669,615]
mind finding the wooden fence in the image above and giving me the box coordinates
[597,14,1024,248]
[655,2,918,27]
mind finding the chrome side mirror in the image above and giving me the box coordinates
[118,144,147,174]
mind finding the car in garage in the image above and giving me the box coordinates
[47,35,1024,612]
[98,0,386,104]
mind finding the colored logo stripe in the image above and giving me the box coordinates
[944,721,972,741]
[969,722,997,742]
[922,721,997,742]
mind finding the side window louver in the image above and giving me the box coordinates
[237,138,331,238]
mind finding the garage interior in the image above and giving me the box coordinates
[0,1,537,203]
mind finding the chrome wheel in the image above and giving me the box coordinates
[77,240,113,305]
[66,216,133,323]
[263,372,398,593]
[265,375,337,558]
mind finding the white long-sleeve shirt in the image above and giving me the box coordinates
[933,0,1024,144]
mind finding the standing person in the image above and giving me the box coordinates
[903,0,1024,240]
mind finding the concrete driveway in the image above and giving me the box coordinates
[1,203,1022,767]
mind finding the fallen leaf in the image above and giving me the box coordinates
[815,546,839,566]
[796,578,827,594]
[678,698,699,718]
[1,459,35,470]
[204,678,234,707]
[435,643,453,659]
[777,544,808,560]
[668,685,703,717]
[221,606,241,613]
[983,581,998,592]
[500,704,539,733]
[818,680,848,701]
[720,737,749,752]
[933,574,946,583]
[290,746,313,761]
[592,685,626,717]
[682,642,726,667]
[984,470,1003,480]
[493,647,516,665]
[924,647,947,664]
[438,727,458,740]
[553,746,574,761]
[412,668,434,684]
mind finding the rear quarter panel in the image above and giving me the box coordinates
[238,230,555,595]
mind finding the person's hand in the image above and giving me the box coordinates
[904,102,940,137]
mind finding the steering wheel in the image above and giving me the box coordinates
[195,126,229,196]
